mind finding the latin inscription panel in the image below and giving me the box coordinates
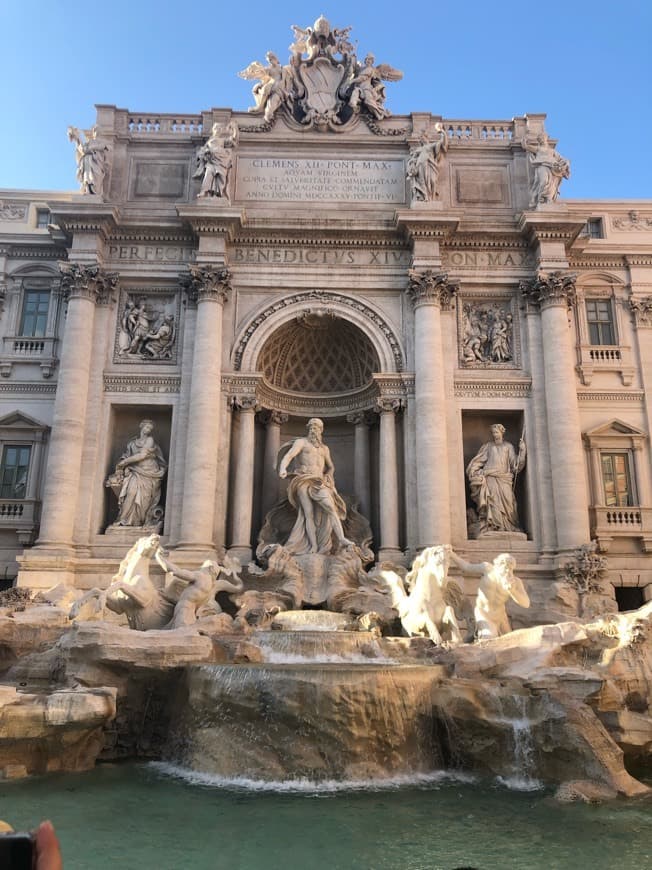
[236,157,406,203]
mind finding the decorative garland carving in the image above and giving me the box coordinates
[406,270,457,309]
[519,270,576,310]
[233,290,404,372]
[180,265,231,306]
[58,262,119,305]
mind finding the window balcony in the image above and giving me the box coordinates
[576,342,634,386]
[0,498,40,545]
[0,335,59,378]
[589,505,652,553]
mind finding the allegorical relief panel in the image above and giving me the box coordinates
[114,289,180,365]
[458,296,520,369]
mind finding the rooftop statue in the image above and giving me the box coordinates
[522,130,570,207]
[238,16,402,130]
[407,124,449,202]
[193,121,239,200]
[67,125,109,196]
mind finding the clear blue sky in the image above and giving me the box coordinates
[1,0,650,198]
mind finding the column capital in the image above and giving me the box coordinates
[180,264,231,306]
[630,295,652,329]
[407,269,457,309]
[375,397,405,414]
[269,410,289,426]
[231,395,259,412]
[58,261,118,305]
[346,412,367,425]
[520,270,577,310]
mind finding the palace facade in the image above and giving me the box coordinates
[0,20,651,617]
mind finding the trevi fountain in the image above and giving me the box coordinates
[0,15,651,870]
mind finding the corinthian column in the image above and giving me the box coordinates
[376,398,403,561]
[177,265,230,550]
[521,272,590,549]
[407,270,456,549]
[262,410,288,517]
[38,263,118,547]
[229,396,259,562]
[346,411,371,520]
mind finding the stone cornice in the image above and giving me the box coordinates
[625,255,652,267]
[233,232,406,249]
[569,256,628,270]
[395,210,460,242]
[519,270,576,310]
[103,374,181,393]
[179,264,231,305]
[48,202,119,240]
[59,262,119,305]
[177,205,244,240]
[407,270,457,309]
[454,378,532,398]
[109,231,195,245]
[517,210,587,246]
[443,234,529,250]
[2,246,68,261]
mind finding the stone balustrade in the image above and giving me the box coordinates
[590,506,652,553]
[126,115,203,135]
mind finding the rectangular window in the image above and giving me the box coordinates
[19,291,50,337]
[585,218,604,239]
[601,453,634,507]
[586,298,615,345]
[36,209,50,229]
[0,445,31,499]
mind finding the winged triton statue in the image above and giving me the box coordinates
[237,16,402,130]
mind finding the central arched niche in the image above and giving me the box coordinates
[258,311,380,396]
[248,311,387,550]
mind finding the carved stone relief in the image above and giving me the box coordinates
[612,211,652,231]
[630,296,652,328]
[0,200,28,222]
[114,290,180,364]
[458,297,519,369]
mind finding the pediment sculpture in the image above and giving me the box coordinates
[238,16,403,131]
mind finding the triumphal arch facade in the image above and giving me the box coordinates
[1,16,651,618]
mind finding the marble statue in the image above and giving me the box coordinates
[70,533,174,630]
[67,125,109,196]
[348,53,402,120]
[238,18,402,130]
[239,52,293,123]
[278,418,353,555]
[407,125,448,202]
[451,551,530,639]
[378,545,464,645]
[155,550,243,629]
[522,132,570,207]
[193,121,238,199]
[70,534,244,631]
[466,424,526,535]
[106,420,167,530]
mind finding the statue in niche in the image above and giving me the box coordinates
[374,545,465,645]
[461,303,514,365]
[67,125,109,196]
[407,124,448,202]
[278,418,353,555]
[522,131,570,208]
[117,297,176,360]
[70,533,244,631]
[347,53,402,120]
[450,551,530,639]
[106,420,167,530]
[239,52,293,123]
[466,424,526,536]
[193,121,239,200]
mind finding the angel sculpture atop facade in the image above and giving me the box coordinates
[193,121,239,200]
[238,52,293,123]
[407,124,448,202]
[67,125,109,196]
[347,53,403,120]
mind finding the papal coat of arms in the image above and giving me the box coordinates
[238,15,403,131]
